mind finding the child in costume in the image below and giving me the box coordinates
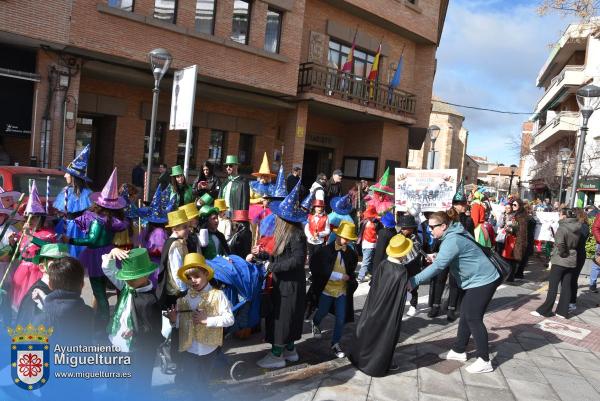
[53,144,93,257]
[15,243,70,326]
[11,181,57,310]
[113,183,139,250]
[228,210,252,258]
[165,253,233,393]
[357,205,379,282]
[67,168,128,327]
[365,167,394,215]
[102,247,163,392]
[180,202,200,253]
[307,221,358,359]
[397,214,423,317]
[215,198,232,241]
[158,209,190,308]
[327,194,354,245]
[471,188,492,248]
[198,205,230,259]
[249,153,276,223]
[304,198,330,264]
[169,165,195,207]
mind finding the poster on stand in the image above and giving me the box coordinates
[394,168,457,212]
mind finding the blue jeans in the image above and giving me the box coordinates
[591,245,600,285]
[358,247,375,279]
[313,294,346,345]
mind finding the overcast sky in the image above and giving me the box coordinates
[433,0,576,165]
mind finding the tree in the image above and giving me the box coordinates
[538,0,600,20]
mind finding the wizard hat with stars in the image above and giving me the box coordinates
[62,144,92,182]
[265,164,287,200]
[269,180,307,223]
[300,190,315,211]
[25,180,45,216]
[369,167,394,196]
[330,194,353,215]
[90,168,126,210]
[138,184,177,224]
[452,179,468,204]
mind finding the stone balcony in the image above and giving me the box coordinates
[532,111,579,149]
[535,65,585,114]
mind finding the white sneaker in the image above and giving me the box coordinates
[283,348,299,362]
[331,343,346,358]
[256,352,286,369]
[568,303,576,312]
[465,357,493,374]
[530,311,542,317]
[446,349,467,362]
[407,306,418,317]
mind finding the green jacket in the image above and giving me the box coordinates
[71,220,114,248]
[170,184,194,207]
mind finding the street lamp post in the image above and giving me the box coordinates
[427,125,441,169]
[145,48,173,203]
[508,164,518,194]
[558,147,572,205]
[569,84,600,207]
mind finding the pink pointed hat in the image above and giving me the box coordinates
[25,181,45,215]
[90,168,126,209]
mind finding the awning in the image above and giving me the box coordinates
[577,180,600,192]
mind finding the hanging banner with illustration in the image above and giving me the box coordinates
[394,168,457,212]
[534,211,559,242]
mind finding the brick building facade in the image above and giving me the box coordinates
[0,0,448,191]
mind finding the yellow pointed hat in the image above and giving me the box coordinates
[252,152,276,178]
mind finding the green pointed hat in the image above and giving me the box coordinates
[370,167,393,196]
[452,178,467,204]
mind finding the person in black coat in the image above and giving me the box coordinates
[252,190,307,369]
[193,161,222,200]
[324,170,344,213]
[306,221,359,358]
[372,212,397,276]
[571,209,590,308]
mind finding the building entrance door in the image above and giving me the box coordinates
[303,145,333,186]
[76,114,116,190]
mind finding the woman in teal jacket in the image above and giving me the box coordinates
[409,210,500,374]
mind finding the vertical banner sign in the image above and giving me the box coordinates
[394,168,457,212]
[170,65,198,179]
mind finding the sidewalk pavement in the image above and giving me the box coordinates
[209,259,600,401]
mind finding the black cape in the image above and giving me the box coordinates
[372,227,396,276]
[349,258,408,377]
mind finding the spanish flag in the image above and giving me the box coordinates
[341,29,358,73]
[368,42,382,98]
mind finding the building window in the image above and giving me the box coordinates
[264,8,282,53]
[342,157,378,180]
[176,128,199,169]
[328,40,375,78]
[195,0,216,34]
[238,133,254,174]
[231,0,251,44]
[144,121,166,167]
[154,0,178,23]
[208,130,227,169]
[108,0,134,11]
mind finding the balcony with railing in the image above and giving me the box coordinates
[532,111,579,149]
[297,62,416,117]
[535,65,585,114]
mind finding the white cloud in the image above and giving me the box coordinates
[433,0,576,164]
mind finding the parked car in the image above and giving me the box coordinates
[0,166,65,214]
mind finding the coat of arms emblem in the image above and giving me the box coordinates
[8,324,53,391]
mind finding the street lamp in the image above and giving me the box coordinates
[427,125,441,169]
[508,164,518,194]
[145,48,173,202]
[569,84,600,207]
[558,147,572,205]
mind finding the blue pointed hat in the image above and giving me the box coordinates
[381,211,396,228]
[265,164,287,200]
[62,145,92,182]
[300,190,315,211]
[269,180,307,223]
[330,194,353,215]
[452,179,467,204]
[139,184,177,224]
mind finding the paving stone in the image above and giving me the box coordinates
[418,393,466,401]
[461,365,507,389]
[465,385,515,401]
[506,379,560,401]
[498,358,547,384]
[261,387,317,401]
[494,342,528,360]
[369,374,417,401]
[544,372,600,400]
[312,377,369,401]
[578,368,600,393]
[418,365,466,399]
[552,341,589,352]
[519,340,563,358]
[557,349,600,371]
[329,366,371,386]
[530,355,580,375]
[391,356,418,377]
[516,331,548,341]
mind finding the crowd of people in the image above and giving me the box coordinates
[1,145,599,397]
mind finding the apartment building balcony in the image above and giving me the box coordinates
[535,65,585,114]
[532,111,579,149]
[297,62,416,122]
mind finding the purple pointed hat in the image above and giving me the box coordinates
[90,168,127,209]
[25,180,45,216]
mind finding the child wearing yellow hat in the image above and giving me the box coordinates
[159,210,191,308]
[165,252,233,394]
